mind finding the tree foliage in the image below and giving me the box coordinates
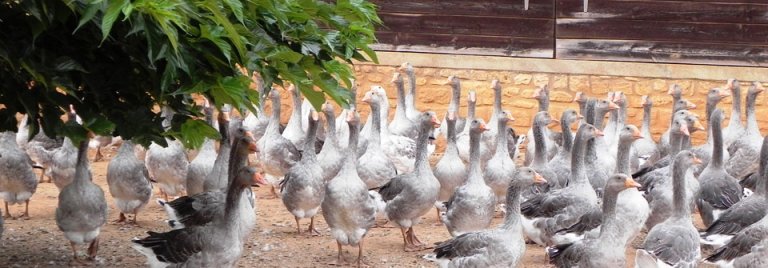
[0,0,379,147]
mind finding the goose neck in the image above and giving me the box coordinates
[73,140,92,185]
[395,81,407,115]
[709,117,724,168]
[532,122,548,165]
[495,120,509,154]
[671,157,690,218]
[369,102,382,147]
[641,105,653,138]
[445,118,458,152]
[303,119,319,159]
[730,86,742,125]
[746,93,759,132]
[449,84,461,112]
[537,97,549,112]
[342,121,360,171]
[407,71,417,108]
[501,184,523,229]
[413,122,432,171]
[224,178,249,223]
[468,129,483,181]
[561,120,573,153]
[570,128,589,184]
[493,88,502,113]
[616,139,633,175]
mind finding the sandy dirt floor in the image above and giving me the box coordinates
[0,148,712,268]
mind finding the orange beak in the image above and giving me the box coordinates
[361,92,372,103]
[532,88,541,98]
[625,177,641,188]
[549,117,560,126]
[491,79,501,89]
[431,115,441,128]
[444,75,455,85]
[391,73,401,83]
[693,119,706,131]
[726,78,735,90]
[680,125,690,136]
[247,140,258,153]
[608,101,620,110]
[641,96,649,106]
[754,82,765,93]
[718,89,731,98]
[534,172,547,184]
[633,129,643,140]
[667,86,676,95]
[478,122,488,131]
[594,129,604,137]
[252,172,268,186]
[686,101,697,110]
[576,113,584,119]
[572,92,583,103]
[692,156,703,165]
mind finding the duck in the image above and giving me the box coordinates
[525,86,558,165]
[259,89,301,198]
[434,110,468,218]
[187,101,218,195]
[358,90,398,189]
[282,84,306,147]
[437,76,466,139]
[631,96,658,171]
[400,62,421,122]
[321,110,378,267]
[529,111,560,190]
[552,125,649,245]
[281,111,324,235]
[430,167,546,267]
[547,174,642,267]
[378,111,441,251]
[701,136,768,248]
[107,139,152,224]
[0,130,38,219]
[441,118,496,237]
[133,162,263,268]
[317,102,345,181]
[697,109,743,227]
[483,111,516,204]
[55,136,108,265]
[722,79,744,149]
[635,151,702,268]
[145,106,189,200]
[705,212,768,267]
[521,124,602,246]
[389,72,417,138]
[725,82,764,179]
[548,109,582,189]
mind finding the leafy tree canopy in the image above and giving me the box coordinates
[0,0,379,148]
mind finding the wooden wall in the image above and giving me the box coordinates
[371,0,768,67]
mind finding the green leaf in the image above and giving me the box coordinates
[53,56,87,72]
[74,2,101,33]
[178,118,220,149]
[100,0,129,42]
[83,115,116,136]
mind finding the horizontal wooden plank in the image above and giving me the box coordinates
[610,0,768,4]
[558,0,768,24]
[557,18,768,45]
[378,12,553,39]
[556,39,768,67]
[372,0,553,19]
[375,32,554,58]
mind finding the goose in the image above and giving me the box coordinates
[358,90,398,189]
[441,118,496,237]
[701,136,768,248]
[722,79,744,149]
[0,131,38,219]
[202,112,233,192]
[281,111,323,235]
[691,87,732,176]
[529,111,560,190]
[732,239,768,268]
[282,84,306,147]
[697,109,742,227]
[321,110,378,267]
[358,84,389,153]
[483,111,516,204]
[361,85,420,173]
[603,92,620,148]
[573,92,588,125]
[725,82,764,179]
[644,118,702,230]
[335,82,356,150]
[635,151,702,268]
[435,111,467,218]
[437,76,466,139]
[50,137,78,190]
[260,89,301,198]
[56,136,108,265]
[107,139,152,224]
[378,111,441,251]
[705,212,768,267]
[632,96,658,171]
[317,102,345,181]
[521,124,602,246]
[658,84,684,151]
[389,72,417,138]
[658,98,697,157]
[585,99,619,195]
[242,73,270,142]
[457,91,490,164]
[552,125,649,245]
[548,109,582,189]
[430,168,546,267]
[483,80,504,154]
[547,174,642,267]
[133,163,263,268]
[23,122,64,183]
[606,92,629,158]
[145,107,189,200]
[525,86,558,166]
[400,62,421,122]
[187,101,218,195]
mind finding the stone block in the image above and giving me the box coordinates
[514,74,533,85]
[569,75,591,93]
[550,90,574,103]
[533,74,550,87]
[551,75,568,90]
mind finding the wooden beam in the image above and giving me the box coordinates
[557,0,768,25]
[371,0,553,18]
[375,32,554,58]
[378,13,553,39]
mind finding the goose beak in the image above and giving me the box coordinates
[641,96,649,106]
[693,120,706,131]
[572,92,583,103]
[633,129,643,140]
[548,118,560,127]
[431,115,441,128]
[491,79,501,89]
[478,122,488,131]
[576,113,584,119]
[667,87,675,95]
[608,101,620,110]
[594,129,604,137]
[391,73,401,83]
[443,76,455,85]
[612,94,623,103]
[361,93,372,103]
[686,101,697,110]
[469,91,477,102]
[625,177,641,189]
[680,125,690,136]
[693,156,703,165]
[754,82,765,93]
[726,78,735,90]
[718,89,731,99]
[252,172,268,186]
[534,172,547,184]
[311,111,319,121]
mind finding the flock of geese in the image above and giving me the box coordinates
[1,62,768,268]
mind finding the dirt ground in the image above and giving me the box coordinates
[0,148,712,268]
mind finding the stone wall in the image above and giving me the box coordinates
[267,52,768,153]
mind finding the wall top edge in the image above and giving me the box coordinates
[356,51,768,82]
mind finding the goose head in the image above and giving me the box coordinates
[605,174,641,194]
[469,118,487,134]
[513,167,547,187]
[237,166,266,187]
[534,111,559,128]
[561,109,582,127]
[572,91,587,104]
[641,95,652,107]
[667,84,683,98]
[619,124,643,142]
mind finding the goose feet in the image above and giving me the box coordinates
[328,241,348,266]
[307,217,321,236]
[402,227,430,252]
[113,213,127,224]
[68,242,92,266]
[86,238,100,261]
